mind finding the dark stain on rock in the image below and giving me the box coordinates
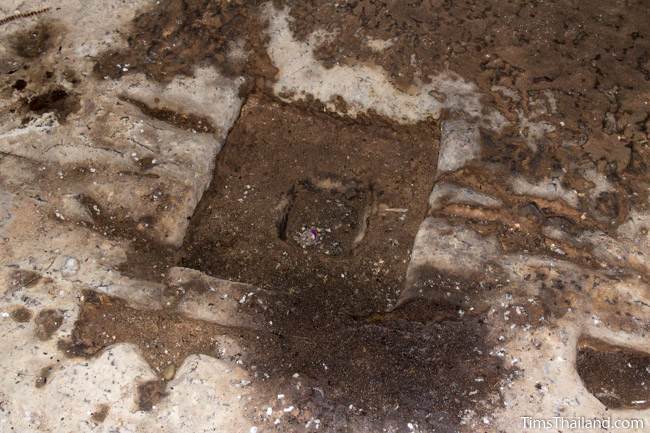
[577,336,650,410]
[24,87,80,121]
[35,365,54,388]
[34,309,64,340]
[74,194,176,282]
[7,269,41,294]
[120,96,216,133]
[136,156,157,171]
[9,21,58,58]
[12,79,27,91]
[249,290,503,431]
[137,380,167,411]
[10,306,32,323]
[91,404,110,423]
[1,21,83,127]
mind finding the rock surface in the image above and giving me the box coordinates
[2,1,650,432]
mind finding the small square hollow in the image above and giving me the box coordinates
[282,177,371,257]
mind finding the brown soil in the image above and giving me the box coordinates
[24,87,80,121]
[35,365,54,388]
[9,306,32,322]
[181,94,437,286]
[1,21,81,123]
[177,95,506,430]
[119,96,216,133]
[8,20,59,59]
[72,194,178,281]
[93,0,276,86]
[34,309,64,341]
[58,290,236,376]
[577,336,650,410]
[136,380,168,411]
[90,404,110,423]
[6,269,41,294]
[287,1,649,92]
[59,288,272,410]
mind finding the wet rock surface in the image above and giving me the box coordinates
[1,0,650,432]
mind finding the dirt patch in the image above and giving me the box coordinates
[90,404,110,423]
[93,0,275,87]
[24,87,80,121]
[286,0,650,127]
[34,309,64,340]
[285,0,650,220]
[73,194,177,281]
[1,21,83,127]
[136,380,167,411]
[177,95,507,430]
[181,95,437,286]
[9,306,32,322]
[6,269,42,294]
[58,290,237,376]
[35,365,54,388]
[59,289,273,412]
[119,96,216,133]
[576,336,650,410]
[281,177,372,256]
[248,301,503,431]
[8,20,59,59]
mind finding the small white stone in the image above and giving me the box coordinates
[61,257,80,277]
